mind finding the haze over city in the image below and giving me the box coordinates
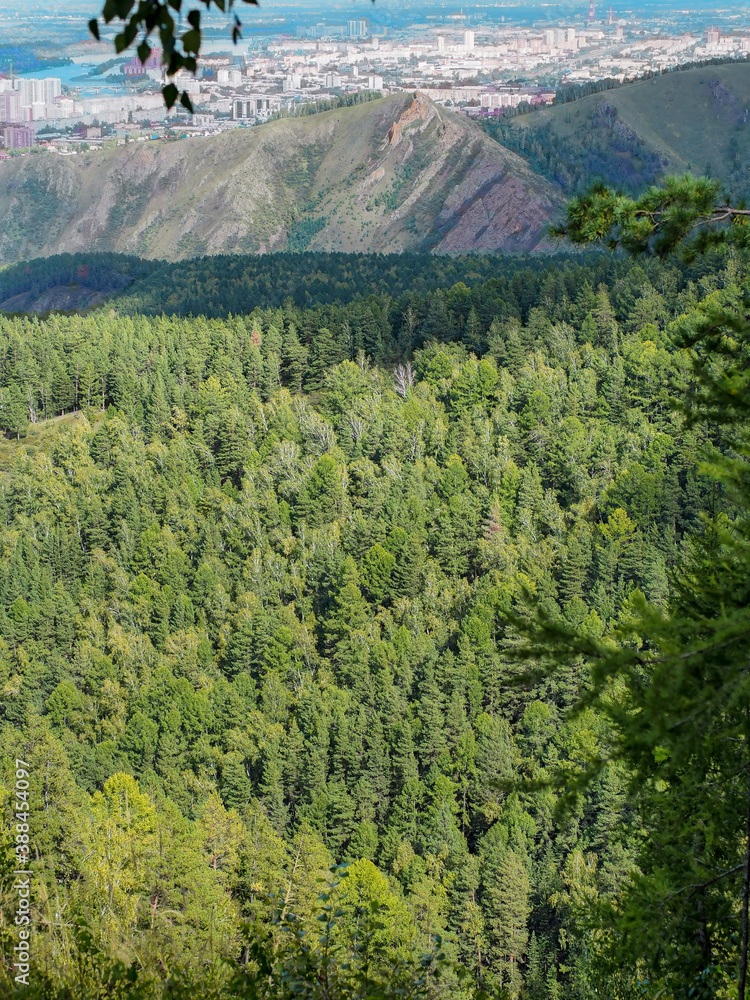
[1,0,748,151]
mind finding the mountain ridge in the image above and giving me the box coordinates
[0,93,562,264]
[490,61,750,197]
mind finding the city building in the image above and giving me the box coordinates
[19,77,61,106]
[0,90,21,122]
[3,124,36,149]
[233,96,276,120]
[348,18,370,39]
[121,50,162,78]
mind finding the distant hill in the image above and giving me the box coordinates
[0,93,562,265]
[486,61,750,197]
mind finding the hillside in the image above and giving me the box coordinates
[487,61,750,196]
[2,250,613,317]
[0,246,744,999]
[0,93,562,264]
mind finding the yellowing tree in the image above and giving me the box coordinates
[82,773,159,940]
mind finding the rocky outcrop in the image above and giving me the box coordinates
[387,91,432,145]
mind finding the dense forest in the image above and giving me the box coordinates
[0,247,748,998]
[479,105,666,196]
[479,60,750,201]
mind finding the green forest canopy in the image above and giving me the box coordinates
[2,244,749,997]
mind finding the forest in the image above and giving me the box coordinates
[0,245,748,999]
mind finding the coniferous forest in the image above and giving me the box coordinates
[1,246,749,999]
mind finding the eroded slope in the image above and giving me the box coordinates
[0,94,562,262]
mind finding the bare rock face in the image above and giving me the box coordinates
[434,169,554,253]
[0,94,563,263]
[387,92,433,145]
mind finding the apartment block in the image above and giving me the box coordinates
[3,124,36,149]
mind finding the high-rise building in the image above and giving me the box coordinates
[3,124,36,148]
[19,78,41,106]
[348,17,369,39]
[706,26,720,45]
[463,29,475,51]
[367,75,383,90]
[43,78,61,103]
[437,35,445,52]
[0,91,21,123]
[51,98,75,119]
[233,97,272,120]
[18,77,60,110]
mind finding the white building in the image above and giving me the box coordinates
[51,97,76,119]
[348,18,369,39]
[18,77,61,108]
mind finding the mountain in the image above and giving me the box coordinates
[0,92,563,265]
[487,61,750,197]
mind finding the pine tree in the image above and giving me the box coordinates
[486,848,530,996]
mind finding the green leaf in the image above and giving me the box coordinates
[162,82,178,108]
[182,27,200,53]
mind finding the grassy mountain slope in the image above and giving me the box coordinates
[493,61,750,196]
[0,93,562,265]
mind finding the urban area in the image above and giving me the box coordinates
[1,1,749,153]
